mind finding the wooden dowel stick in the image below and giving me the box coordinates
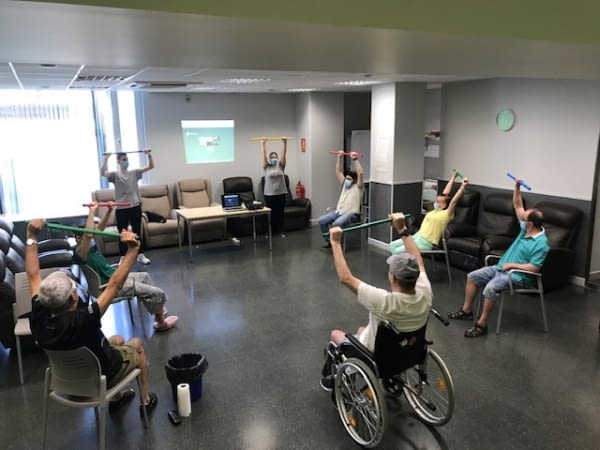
[250,137,294,141]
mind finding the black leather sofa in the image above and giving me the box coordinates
[222,176,269,237]
[513,201,582,292]
[260,175,311,231]
[0,217,73,349]
[445,192,519,272]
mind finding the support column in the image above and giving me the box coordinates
[369,83,426,244]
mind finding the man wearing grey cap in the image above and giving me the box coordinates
[27,219,158,418]
[320,213,433,391]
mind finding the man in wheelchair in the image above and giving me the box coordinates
[321,214,454,447]
[321,212,432,391]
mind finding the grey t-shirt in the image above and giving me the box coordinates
[106,169,143,206]
[263,163,287,196]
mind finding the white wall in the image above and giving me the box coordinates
[442,79,600,200]
[142,92,298,200]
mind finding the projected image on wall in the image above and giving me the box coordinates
[181,120,235,163]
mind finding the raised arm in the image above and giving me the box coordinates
[75,204,98,261]
[280,137,287,167]
[442,170,458,196]
[446,178,469,217]
[335,153,345,183]
[351,152,365,189]
[139,149,154,174]
[513,180,526,219]
[330,227,361,293]
[100,153,111,177]
[95,230,140,316]
[97,202,114,231]
[261,138,269,168]
[390,213,426,272]
[25,219,45,298]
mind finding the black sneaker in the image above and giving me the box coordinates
[320,375,334,392]
[320,242,332,251]
[109,387,135,412]
[139,392,158,418]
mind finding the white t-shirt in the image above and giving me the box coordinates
[357,272,433,350]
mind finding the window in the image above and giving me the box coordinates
[0,89,142,219]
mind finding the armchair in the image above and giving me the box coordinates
[445,192,519,272]
[524,201,581,292]
[260,175,311,231]
[139,184,180,249]
[222,176,268,237]
[174,178,225,243]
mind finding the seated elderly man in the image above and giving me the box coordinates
[27,219,157,417]
[320,213,433,391]
[447,179,550,337]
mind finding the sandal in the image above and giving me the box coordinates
[153,315,179,332]
[464,323,488,338]
[447,309,473,320]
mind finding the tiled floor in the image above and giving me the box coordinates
[1,226,600,449]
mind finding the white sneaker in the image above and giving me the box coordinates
[137,253,151,265]
[231,237,241,246]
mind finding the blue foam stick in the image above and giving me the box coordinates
[506,172,532,191]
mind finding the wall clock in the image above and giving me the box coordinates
[496,108,515,131]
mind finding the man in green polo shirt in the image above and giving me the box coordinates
[447,179,550,338]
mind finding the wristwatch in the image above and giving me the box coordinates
[26,238,37,246]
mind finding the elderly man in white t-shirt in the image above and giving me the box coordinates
[320,213,433,391]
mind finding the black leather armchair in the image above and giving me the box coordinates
[450,189,481,226]
[524,201,582,292]
[260,175,311,231]
[445,192,520,272]
[222,176,268,237]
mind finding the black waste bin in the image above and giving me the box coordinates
[165,353,208,402]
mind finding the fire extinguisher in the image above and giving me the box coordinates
[295,181,305,199]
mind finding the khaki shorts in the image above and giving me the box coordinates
[107,343,139,388]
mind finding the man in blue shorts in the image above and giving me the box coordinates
[447,179,550,337]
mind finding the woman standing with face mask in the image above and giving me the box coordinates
[262,137,288,238]
[101,149,154,265]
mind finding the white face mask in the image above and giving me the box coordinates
[270,158,278,166]
[343,179,352,189]
[433,201,441,210]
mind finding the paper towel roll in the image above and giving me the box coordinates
[177,383,192,417]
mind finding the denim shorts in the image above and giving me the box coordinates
[467,266,526,301]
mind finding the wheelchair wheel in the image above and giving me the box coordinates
[334,358,387,448]
[401,349,455,426]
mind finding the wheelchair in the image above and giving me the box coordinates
[325,308,454,448]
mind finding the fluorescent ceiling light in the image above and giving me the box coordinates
[218,78,271,85]
[287,88,319,92]
[334,80,378,86]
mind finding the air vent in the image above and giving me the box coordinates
[77,75,126,82]
[132,82,189,89]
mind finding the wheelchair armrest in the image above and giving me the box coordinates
[345,333,375,361]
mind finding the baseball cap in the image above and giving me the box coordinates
[386,253,420,282]
[38,271,76,310]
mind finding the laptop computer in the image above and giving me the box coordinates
[221,193,245,211]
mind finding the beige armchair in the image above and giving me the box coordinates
[174,178,225,243]
[139,184,180,249]
[90,189,120,256]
